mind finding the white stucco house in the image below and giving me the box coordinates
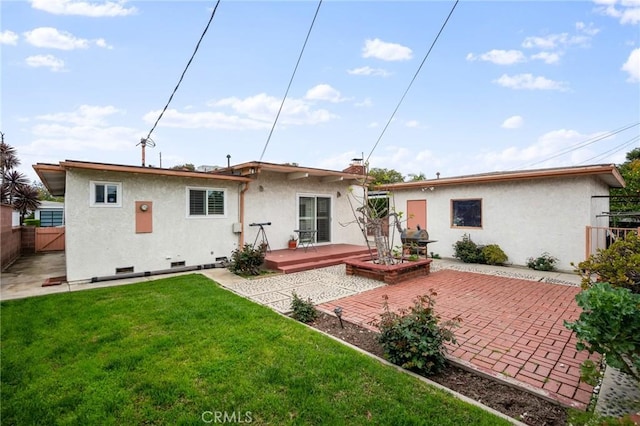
[34,160,624,282]
[376,164,625,271]
[34,160,367,282]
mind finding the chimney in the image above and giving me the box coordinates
[342,158,365,175]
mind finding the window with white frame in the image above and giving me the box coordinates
[188,188,225,217]
[91,181,122,207]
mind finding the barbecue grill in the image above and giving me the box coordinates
[400,225,437,257]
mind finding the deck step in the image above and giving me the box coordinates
[276,255,367,274]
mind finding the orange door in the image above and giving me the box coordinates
[407,200,427,230]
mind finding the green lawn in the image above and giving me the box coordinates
[1,274,510,425]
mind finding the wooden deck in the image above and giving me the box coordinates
[264,244,375,274]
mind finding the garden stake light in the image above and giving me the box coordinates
[334,306,344,328]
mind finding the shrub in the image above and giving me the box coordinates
[481,244,508,266]
[574,232,640,293]
[23,219,40,227]
[526,252,558,271]
[371,290,461,376]
[564,282,640,382]
[452,234,485,264]
[290,292,317,323]
[228,244,266,276]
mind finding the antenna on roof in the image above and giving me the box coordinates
[136,138,156,167]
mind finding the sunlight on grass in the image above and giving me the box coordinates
[1,274,510,425]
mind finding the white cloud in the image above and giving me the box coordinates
[493,73,568,91]
[501,115,524,129]
[0,30,18,45]
[142,109,271,130]
[37,105,122,126]
[30,0,137,17]
[25,54,65,72]
[214,93,337,126]
[531,51,562,64]
[95,38,113,49]
[362,38,412,61]
[355,98,373,107]
[594,0,640,24]
[21,105,137,156]
[23,27,110,50]
[522,33,590,50]
[475,129,608,170]
[405,120,420,128]
[305,84,348,103]
[466,49,526,65]
[347,66,391,77]
[622,48,640,82]
[575,21,601,36]
[162,92,338,130]
[368,122,379,128]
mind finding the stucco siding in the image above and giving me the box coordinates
[243,172,365,249]
[65,169,241,282]
[389,176,606,271]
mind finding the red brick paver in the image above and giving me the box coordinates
[317,269,598,409]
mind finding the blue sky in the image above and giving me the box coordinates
[2,0,639,183]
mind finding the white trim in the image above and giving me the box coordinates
[90,181,122,208]
[186,186,228,219]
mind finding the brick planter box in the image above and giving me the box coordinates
[344,256,431,284]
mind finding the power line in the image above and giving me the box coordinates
[577,134,640,165]
[258,0,323,162]
[365,0,459,165]
[514,121,640,170]
[143,0,221,144]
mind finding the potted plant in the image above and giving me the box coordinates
[288,235,298,250]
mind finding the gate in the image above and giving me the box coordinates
[585,226,638,259]
[35,227,65,252]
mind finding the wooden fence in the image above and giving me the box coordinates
[35,227,65,252]
[585,226,638,259]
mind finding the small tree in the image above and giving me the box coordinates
[564,282,640,382]
[575,232,640,293]
[372,291,461,375]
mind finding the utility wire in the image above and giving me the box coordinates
[258,0,323,162]
[365,0,459,165]
[514,121,639,170]
[143,0,221,143]
[578,134,640,165]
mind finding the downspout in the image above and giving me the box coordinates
[239,181,250,246]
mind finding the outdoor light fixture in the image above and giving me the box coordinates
[334,306,344,328]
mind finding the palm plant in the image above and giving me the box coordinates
[13,184,40,224]
[0,137,40,222]
[2,170,29,204]
[0,139,20,178]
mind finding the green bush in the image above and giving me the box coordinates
[228,244,266,276]
[575,232,640,293]
[452,234,485,264]
[23,219,40,227]
[290,292,317,323]
[526,252,558,271]
[481,244,508,265]
[564,282,640,382]
[372,290,461,376]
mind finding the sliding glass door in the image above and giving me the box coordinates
[298,195,331,243]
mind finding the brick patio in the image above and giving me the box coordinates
[317,269,598,409]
